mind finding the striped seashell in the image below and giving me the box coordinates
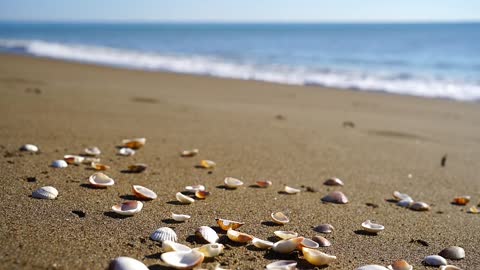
[150,227,177,243]
[32,186,58,199]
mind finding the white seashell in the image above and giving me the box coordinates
[312,235,331,247]
[467,206,479,214]
[274,231,298,240]
[314,224,334,234]
[361,220,384,233]
[88,172,115,187]
[132,185,157,200]
[83,157,100,164]
[439,265,464,270]
[162,240,191,252]
[252,238,274,249]
[386,259,413,270]
[20,144,39,152]
[184,185,205,193]
[302,247,336,266]
[356,265,390,270]
[176,192,194,204]
[181,149,199,157]
[161,250,204,269]
[195,243,224,258]
[63,155,85,165]
[122,138,146,149]
[438,246,465,260]
[410,201,430,211]
[84,146,101,156]
[171,213,191,222]
[423,255,447,266]
[118,147,135,156]
[272,237,304,254]
[271,212,289,225]
[322,191,348,204]
[392,191,412,201]
[150,227,178,243]
[32,186,58,199]
[216,218,244,231]
[51,160,68,168]
[195,226,219,244]
[284,186,301,194]
[224,177,243,188]
[199,159,216,169]
[397,197,414,207]
[298,238,319,249]
[324,177,344,186]
[265,260,297,270]
[226,229,253,243]
[111,201,143,216]
[108,256,149,270]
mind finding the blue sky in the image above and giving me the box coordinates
[1,0,479,22]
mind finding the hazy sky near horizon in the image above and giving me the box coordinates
[1,0,479,22]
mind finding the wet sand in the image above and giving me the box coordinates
[0,53,479,269]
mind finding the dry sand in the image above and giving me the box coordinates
[0,53,479,269]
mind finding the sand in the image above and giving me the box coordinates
[0,53,479,269]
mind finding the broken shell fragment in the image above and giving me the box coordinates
[467,206,479,214]
[356,265,389,270]
[63,155,85,165]
[161,250,204,269]
[195,190,210,199]
[195,243,224,258]
[271,212,289,225]
[118,147,135,156]
[322,191,348,204]
[199,160,216,169]
[150,227,178,243]
[51,160,68,168]
[184,185,205,193]
[122,138,146,149]
[176,192,194,204]
[302,247,336,266]
[88,172,115,188]
[324,177,344,186]
[171,213,191,222]
[265,260,297,270]
[216,218,245,231]
[162,240,191,252]
[195,226,219,244]
[32,186,58,199]
[410,201,430,211]
[423,255,447,266]
[312,235,331,247]
[128,163,147,173]
[111,201,143,216]
[20,144,39,152]
[252,238,274,249]
[226,229,254,243]
[452,196,470,206]
[132,185,157,200]
[272,237,304,254]
[284,186,301,194]
[274,231,298,240]
[181,149,199,157]
[387,259,413,270]
[438,246,465,260]
[361,220,385,234]
[255,180,272,188]
[224,177,243,188]
[439,266,464,270]
[298,238,320,249]
[314,224,335,234]
[84,146,101,156]
[91,161,110,171]
[108,256,149,270]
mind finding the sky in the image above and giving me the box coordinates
[1,0,479,23]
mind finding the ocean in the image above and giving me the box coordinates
[0,22,479,101]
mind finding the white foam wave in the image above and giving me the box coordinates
[1,39,479,101]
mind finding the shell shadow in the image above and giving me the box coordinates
[261,221,282,227]
[277,191,293,195]
[354,230,378,236]
[267,236,280,242]
[161,218,184,224]
[248,185,262,188]
[103,211,130,219]
[263,249,299,260]
[148,264,172,270]
[385,199,397,203]
[246,244,265,252]
[166,200,186,206]
[144,253,162,260]
[185,235,198,244]
[79,183,105,189]
[120,170,143,174]
[120,194,151,201]
[211,226,225,234]
[215,185,237,190]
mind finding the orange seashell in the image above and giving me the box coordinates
[452,196,470,206]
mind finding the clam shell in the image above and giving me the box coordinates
[313,224,334,234]
[63,155,85,165]
[181,149,199,157]
[162,240,191,252]
[324,177,344,186]
[393,191,412,201]
[132,185,157,200]
[88,172,115,187]
[312,235,331,247]
[265,260,297,270]
[410,201,430,211]
[298,238,320,249]
[122,138,146,149]
[271,212,289,225]
[51,160,68,168]
[387,259,413,270]
[195,190,210,199]
[112,201,143,216]
[439,265,464,270]
[128,163,148,173]
[423,255,447,266]
[467,206,479,214]
[302,247,336,266]
[274,231,298,240]
[108,256,149,270]
[184,185,205,193]
[272,237,304,254]
[356,265,390,270]
[91,161,110,171]
[452,196,470,206]
[284,186,300,194]
[20,144,39,152]
[216,218,245,231]
[361,220,384,233]
[438,246,465,260]
[32,186,58,200]
[224,177,243,188]
[176,192,195,204]
[171,213,191,222]
[200,159,216,169]
[256,180,272,188]
[322,191,348,204]
[252,238,274,249]
[195,243,224,258]
[118,147,135,156]
[84,146,101,156]
[396,197,413,208]
[195,226,219,244]
[150,227,178,243]
[161,250,204,269]
[226,229,253,243]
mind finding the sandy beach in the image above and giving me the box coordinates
[0,53,479,269]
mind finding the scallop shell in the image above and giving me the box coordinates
[195,190,210,199]
[216,218,245,231]
[150,227,178,243]
[302,247,336,266]
[84,146,101,156]
[184,185,205,193]
[118,147,135,156]
[321,191,348,204]
[386,259,413,270]
[284,186,301,194]
[438,246,465,260]
[271,212,289,225]
[265,260,297,270]
[111,201,143,216]
[226,229,253,243]
[176,192,195,204]
[63,155,85,165]
[162,240,191,252]
[88,172,115,188]
[324,177,344,186]
[122,138,146,149]
[298,238,320,249]
[20,144,39,152]
[199,160,216,169]
[312,235,331,247]
[256,180,272,188]
[274,231,298,240]
[313,224,334,234]
[195,226,219,244]
[132,185,157,200]
[439,265,464,270]
[195,243,224,258]
[356,265,390,270]
[181,149,199,157]
[409,201,430,211]
[423,255,447,266]
[361,220,384,234]
[91,161,110,171]
[128,163,147,173]
[108,256,149,270]
[161,250,204,269]
[393,191,412,201]
[452,196,470,206]
[171,213,191,222]
[272,237,304,254]
[224,177,243,188]
[32,186,58,199]
[51,160,68,168]
[252,238,274,249]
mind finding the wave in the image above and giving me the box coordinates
[1,38,479,101]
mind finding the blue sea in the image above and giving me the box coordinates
[0,22,479,101]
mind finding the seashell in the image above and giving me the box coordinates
[185,185,205,193]
[161,250,204,269]
[252,238,274,249]
[272,237,304,254]
[393,191,412,201]
[312,235,331,247]
[150,227,178,243]
[284,186,301,194]
[195,190,210,199]
[162,240,191,252]
[91,161,110,171]
[386,259,413,270]
[216,218,244,231]
[88,172,115,188]
[32,186,58,199]
[132,185,157,200]
[271,212,289,225]
[298,238,320,249]
[226,229,254,243]
[20,144,39,152]
[199,159,216,169]
[256,180,272,188]
[274,231,298,240]
[322,191,348,204]
[410,201,430,211]
[122,138,146,149]
[265,260,297,270]
[423,255,447,266]
[111,201,143,216]
[224,177,243,188]
[439,266,464,270]
[171,213,191,222]
[438,246,465,260]
[361,220,385,234]
[313,224,334,234]
[324,177,344,186]
[452,196,470,206]
[181,149,199,157]
[356,265,390,270]
[195,243,224,258]
[128,163,147,173]
[84,146,101,156]
[396,197,414,208]
[51,160,68,168]
[83,157,100,164]
[195,226,219,244]
[302,247,336,266]
[467,206,479,214]
[108,256,149,270]
[63,155,84,165]
[118,147,135,156]
[176,192,195,204]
